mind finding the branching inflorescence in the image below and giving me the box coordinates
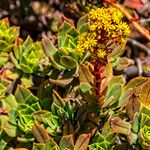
[76,7,130,60]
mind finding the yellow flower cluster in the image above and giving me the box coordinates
[76,7,130,60]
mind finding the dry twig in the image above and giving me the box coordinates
[127,38,150,55]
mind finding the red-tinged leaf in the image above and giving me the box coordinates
[32,122,50,143]
[124,0,144,9]
[126,94,141,119]
[79,63,94,84]
[59,134,74,150]
[50,78,73,87]
[63,120,74,136]
[110,117,131,135]
[99,63,113,94]
[74,134,91,150]
[139,79,150,108]
[124,77,148,96]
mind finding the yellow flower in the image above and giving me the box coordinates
[76,7,130,61]
[97,49,106,59]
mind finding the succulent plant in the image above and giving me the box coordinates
[0,4,150,150]
[0,18,19,68]
[139,125,150,149]
[10,36,51,75]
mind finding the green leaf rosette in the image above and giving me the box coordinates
[139,126,150,149]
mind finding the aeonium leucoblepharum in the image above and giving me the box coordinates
[76,7,130,62]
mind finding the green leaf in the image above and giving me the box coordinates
[132,112,140,133]
[50,78,74,87]
[118,88,133,107]
[58,22,72,48]
[140,113,150,129]
[15,85,39,104]
[21,73,34,88]
[42,39,57,57]
[89,143,105,150]
[0,53,9,68]
[59,134,74,150]
[109,44,125,62]
[60,56,78,69]
[46,139,60,150]
[2,94,18,111]
[80,82,92,93]
[108,75,125,89]
[78,22,90,34]
[124,77,147,96]
[104,83,123,108]
[1,120,17,137]
[77,14,89,30]
[0,140,7,150]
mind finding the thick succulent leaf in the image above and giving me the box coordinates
[63,35,76,49]
[0,53,9,68]
[42,39,57,57]
[67,27,79,38]
[113,57,133,71]
[0,83,6,99]
[118,88,133,107]
[139,79,150,108]
[59,134,74,150]
[5,69,21,80]
[126,94,140,119]
[13,37,23,60]
[32,122,51,144]
[19,63,33,73]
[102,121,113,137]
[42,112,60,136]
[89,143,105,150]
[50,78,74,87]
[0,140,7,150]
[32,143,46,150]
[60,56,78,69]
[1,120,17,137]
[15,85,39,104]
[63,120,74,136]
[110,117,131,135]
[20,36,33,56]
[46,139,60,150]
[58,22,72,48]
[108,75,125,89]
[109,44,125,62]
[105,83,123,108]
[10,52,20,69]
[79,63,94,84]
[52,89,65,107]
[74,134,91,150]
[78,22,90,34]
[99,63,113,94]
[140,113,150,129]
[77,14,89,30]
[132,112,140,133]
[2,94,18,111]
[124,77,148,96]
[21,73,34,88]
[91,132,112,149]
[75,108,87,130]
[80,82,92,93]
